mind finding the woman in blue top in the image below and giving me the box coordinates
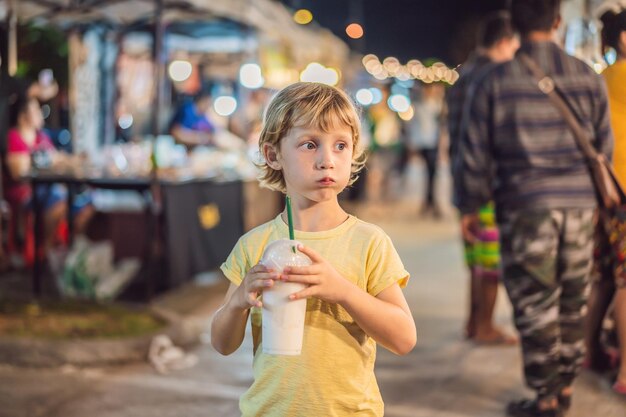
[169,90,215,149]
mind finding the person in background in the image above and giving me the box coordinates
[405,82,446,218]
[0,70,59,268]
[365,84,403,204]
[585,5,626,396]
[455,0,613,415]
[447,11,519,345]
[169,88,215,149]
[1,75,58,141]
[3,96,92,256]
[229,88,270,146]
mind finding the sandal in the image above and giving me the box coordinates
[506,399,563,417]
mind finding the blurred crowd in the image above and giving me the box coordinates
[448,2,626,416]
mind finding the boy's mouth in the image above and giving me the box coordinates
[318,177,335,186]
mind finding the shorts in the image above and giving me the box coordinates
[25,184,92,217]
[463,202,501,282]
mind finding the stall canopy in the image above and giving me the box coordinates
[0,0,348,66]
[1,0,349,150]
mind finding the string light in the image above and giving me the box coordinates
[361,54,459,84]
[362,54,378,66]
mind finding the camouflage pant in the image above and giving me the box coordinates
[499,208,594,399]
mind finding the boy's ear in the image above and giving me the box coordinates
[263,143,282,170]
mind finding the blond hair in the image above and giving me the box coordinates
[258,82,367,193]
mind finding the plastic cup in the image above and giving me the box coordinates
[260,239,311,355]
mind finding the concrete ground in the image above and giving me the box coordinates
[1,165,625,417]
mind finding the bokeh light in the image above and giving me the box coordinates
[362,54,378,66]
[383,57,400,74]
[118,114,134,129]
[214,96,238,116]
[346,23,364,39]
[294,9,313,25]
[398,106,415,121]
[41,104,51,119]
[239,63,264,89]
[373,71,388,81]
[369,88,383,104]
[448,69,460,84]
[58,129,71,146]
[300,63,339,85]
[593,62,606,74]
[388,94,410,113]
[168,60,192,82]
[395,66,410,81]
[355,88,374,106]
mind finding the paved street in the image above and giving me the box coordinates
[1,194,625,417]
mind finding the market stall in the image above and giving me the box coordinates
[0,0,347,299]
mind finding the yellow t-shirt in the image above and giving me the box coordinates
[220,214,409,417]
[604,61,626,186]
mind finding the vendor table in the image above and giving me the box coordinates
[29,173,243,298]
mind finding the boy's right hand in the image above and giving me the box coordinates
[234,264,279,310]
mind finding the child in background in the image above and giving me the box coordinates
[211,82,416,416]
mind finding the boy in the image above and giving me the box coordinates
[211,82,416,416]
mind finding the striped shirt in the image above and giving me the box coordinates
[447,53,494,157]
[447,53,496,206]
[455,40,613,217]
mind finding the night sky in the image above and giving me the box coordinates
[284,0,508,65]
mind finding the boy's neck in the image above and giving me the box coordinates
[282,199,348,232]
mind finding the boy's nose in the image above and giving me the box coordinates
[317,151,335,169]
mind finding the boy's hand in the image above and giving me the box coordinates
[282,244,351,304]
[234,264,280,310]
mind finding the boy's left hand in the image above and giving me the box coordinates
[282,244,352,304]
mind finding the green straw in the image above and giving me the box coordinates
[286,195,296,253]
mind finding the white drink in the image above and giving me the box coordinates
[260,239,311,355]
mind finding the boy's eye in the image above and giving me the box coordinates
[336,143,346,151]
[303,142,316,150]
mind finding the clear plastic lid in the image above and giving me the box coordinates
[260,239,312,273]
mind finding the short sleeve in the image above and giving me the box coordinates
[365,233,409,296]
[6,130,29,154]
[220,236,250,286]
[37,132,55,151]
